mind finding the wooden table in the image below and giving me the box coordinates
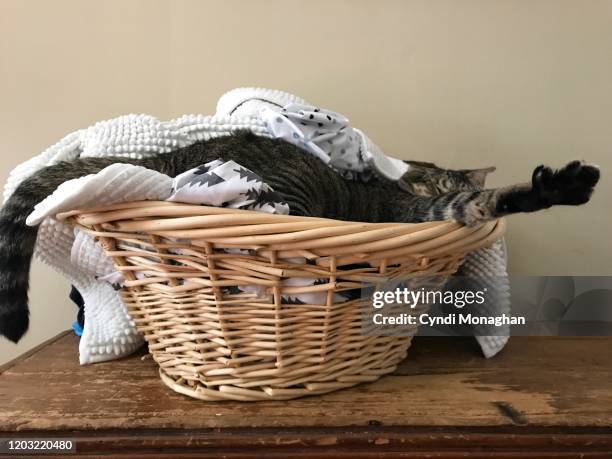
[1,332,611,457]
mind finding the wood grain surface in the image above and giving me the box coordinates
[1,333,611,457]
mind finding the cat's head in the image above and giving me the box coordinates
[398,160,495,196]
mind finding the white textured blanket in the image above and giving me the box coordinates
[4,88,510,363]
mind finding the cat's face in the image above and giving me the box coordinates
[398,161,495,196]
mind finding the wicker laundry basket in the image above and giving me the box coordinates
[59,201,505,401]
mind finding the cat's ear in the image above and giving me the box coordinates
[465,167,496,187]
[398,166,427,190]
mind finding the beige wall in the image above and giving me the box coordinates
[1,0,611,364]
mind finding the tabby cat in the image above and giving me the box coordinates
[0,132,600,343]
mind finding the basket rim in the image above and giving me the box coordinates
[58,200,506,262]
[57,199,505,229]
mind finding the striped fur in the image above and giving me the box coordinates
[396,160,600,225]
[0,132,600,342]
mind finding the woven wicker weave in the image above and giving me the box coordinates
[59,201,505,401]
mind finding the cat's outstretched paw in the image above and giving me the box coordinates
[532,161,600,206]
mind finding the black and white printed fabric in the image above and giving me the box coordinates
[260,104,410,182]
[168,159,289,214]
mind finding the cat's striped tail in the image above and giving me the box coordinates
[0,156,139,343]
[0,193,38,342]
